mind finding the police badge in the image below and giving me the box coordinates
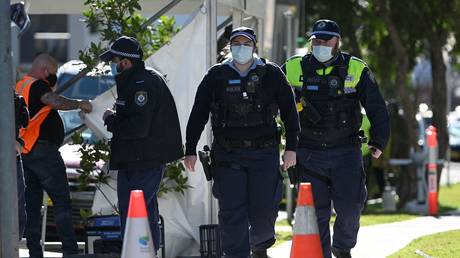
[135,91,148,106]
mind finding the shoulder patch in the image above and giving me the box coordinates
[134,91,148,106]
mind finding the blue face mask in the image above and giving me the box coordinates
[312,45,333,63]
[231,45,254,65]
[111,62,119,76]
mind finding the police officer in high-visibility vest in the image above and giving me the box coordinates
[184,27,300,258]
[282,20,390,258]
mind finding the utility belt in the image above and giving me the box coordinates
[214,135,278,152]
[298,129,366,149]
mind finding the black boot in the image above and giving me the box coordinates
[252,249,268,258]
[332,246,351,258]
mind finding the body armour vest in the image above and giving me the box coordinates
[210,63,278,130]
[285,53,366,148]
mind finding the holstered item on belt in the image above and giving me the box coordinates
[300,97,322,124]
[198,145,213,181]
[215,136,278,152]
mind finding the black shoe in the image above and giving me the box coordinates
[332,246,351,258]
[252,249,268,258]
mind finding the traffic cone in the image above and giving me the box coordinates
[290,183,323,258]
[121,190,156,258]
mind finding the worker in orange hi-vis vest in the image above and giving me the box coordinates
[15,53,92,258]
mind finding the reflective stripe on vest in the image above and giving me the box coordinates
[285,55,367,90]
[315,66,333,76]
[15,76,52,154]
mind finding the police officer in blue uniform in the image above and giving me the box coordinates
[283,20,390,258]
[184,27,300,258]
[100,36,183,251]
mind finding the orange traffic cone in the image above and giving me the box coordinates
[121,190,156,258]
[290,183,323,258]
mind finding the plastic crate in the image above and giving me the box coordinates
[199,224,222,258]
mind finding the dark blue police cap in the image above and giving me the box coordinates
[308,19,341,40]
[230,27,257,43]
[100,36,143,61]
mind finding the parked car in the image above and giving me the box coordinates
[57,60,115,100]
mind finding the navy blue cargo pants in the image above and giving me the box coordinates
[297,145,367,258]
[117,166,164,251]
[212,145,283,258]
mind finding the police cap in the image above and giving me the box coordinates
[230,27,257,43]
[100,36,144,62]
[308,19,341,40]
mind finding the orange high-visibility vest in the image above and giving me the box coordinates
[15,75,52,154]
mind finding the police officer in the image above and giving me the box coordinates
[184,27,300,258]
[100,36,183,251]
[283,20,390,258]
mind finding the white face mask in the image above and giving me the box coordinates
[231,45,254,64]
[312,45,333,63]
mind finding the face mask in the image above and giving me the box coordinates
[111,62,122,76]
[231,45,254,65]
[46,74,57,86]
[312,45,333,63]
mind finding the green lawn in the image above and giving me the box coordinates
[387,183,460,257]
[358,202,419,226]
[388,230,460,258]
[439,182,460,212]
[357,182,460,226]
